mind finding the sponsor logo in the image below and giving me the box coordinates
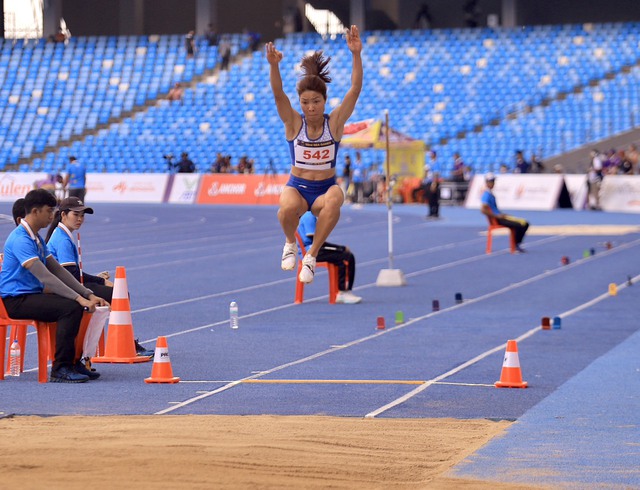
[113,181,158,193]
[183,178,198,190]
[208,182,247,196]
[254,182,285,197]
[0,174,36,197]
[179,191,196,201]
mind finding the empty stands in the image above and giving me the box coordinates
[1,23,639,176]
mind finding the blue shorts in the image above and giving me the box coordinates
[286,175,337,209]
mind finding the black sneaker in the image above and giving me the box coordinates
[135,338,154,357]
[74,361,100,380]
[83,357,97,372]
[50,366,89,383]
[516,245,527,253]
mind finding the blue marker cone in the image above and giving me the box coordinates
[552,316,561,329]
[455,292,463,304]
[432,300,440,312]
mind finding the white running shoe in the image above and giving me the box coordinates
[298,253,316,283]
[281,242,297,270]
[335,291,362,304]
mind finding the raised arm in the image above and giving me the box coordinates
[266,42,299,136]
[330,25,363,138]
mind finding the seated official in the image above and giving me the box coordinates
[297,211,362,304]
[45,197,113,303]
[480,173,530,253]
[0,190,109,383]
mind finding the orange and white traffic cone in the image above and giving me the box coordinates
[495,339,528,388]
[144,336,180,384]
[93,266,151,364]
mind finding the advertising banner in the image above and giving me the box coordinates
[563,174,588,210]
[465,174,564,211]
[166,174,202,204]
[0,172,49,202]
[85,173,168,203]
[600,175,640,213]
[196,174,288,205]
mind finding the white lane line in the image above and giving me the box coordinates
[153,242,640,415]
[434,382,496,387]
[128,238,490,315]
[131,234,559,316]
[364,271,640,418]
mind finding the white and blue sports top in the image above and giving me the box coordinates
[288,115,339,170]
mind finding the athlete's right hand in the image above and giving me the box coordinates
[265,42,283,65]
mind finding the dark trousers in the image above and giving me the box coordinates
[496,215,529,245]
[87,282,113,303]
[3,294,84,371]
[428,186,440,217]
[316,243,355,291]
[68,187,86,203]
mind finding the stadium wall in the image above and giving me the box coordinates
[52,0,640,38]
[3,173,638,212]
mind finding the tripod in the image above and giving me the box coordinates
[266,159,277,176]
[256,159,279,204]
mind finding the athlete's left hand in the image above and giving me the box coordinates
[346,25,362,54]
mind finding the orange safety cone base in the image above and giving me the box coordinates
[495,339,528,388]
[92,354,152,364]
[495,380,528,388]
[92,266,152,364]
[144,336,179,383]
[144,375,180,384]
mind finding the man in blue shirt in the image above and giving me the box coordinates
[480,173,529,253]
[297,211,362,304]
[64,156,87,202]
[0,190,109,382]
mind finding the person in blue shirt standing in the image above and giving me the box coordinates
[64,156,87,203]
[297,211,362,304]
[480,173,529,253]
[0,189,109,382]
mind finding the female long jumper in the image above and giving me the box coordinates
[266,25,363,284]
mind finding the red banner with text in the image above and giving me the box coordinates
[196,174,289,205]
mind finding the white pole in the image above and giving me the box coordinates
[376,109,406,287]
[385,109,394,270]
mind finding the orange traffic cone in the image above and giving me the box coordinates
[495,339,528,388]
[145,336,180,384]
[93,266,151,364]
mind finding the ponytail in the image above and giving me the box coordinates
[45,210,63,243]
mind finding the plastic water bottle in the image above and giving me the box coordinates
[9,340,20,377]
[229,301,239,329]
